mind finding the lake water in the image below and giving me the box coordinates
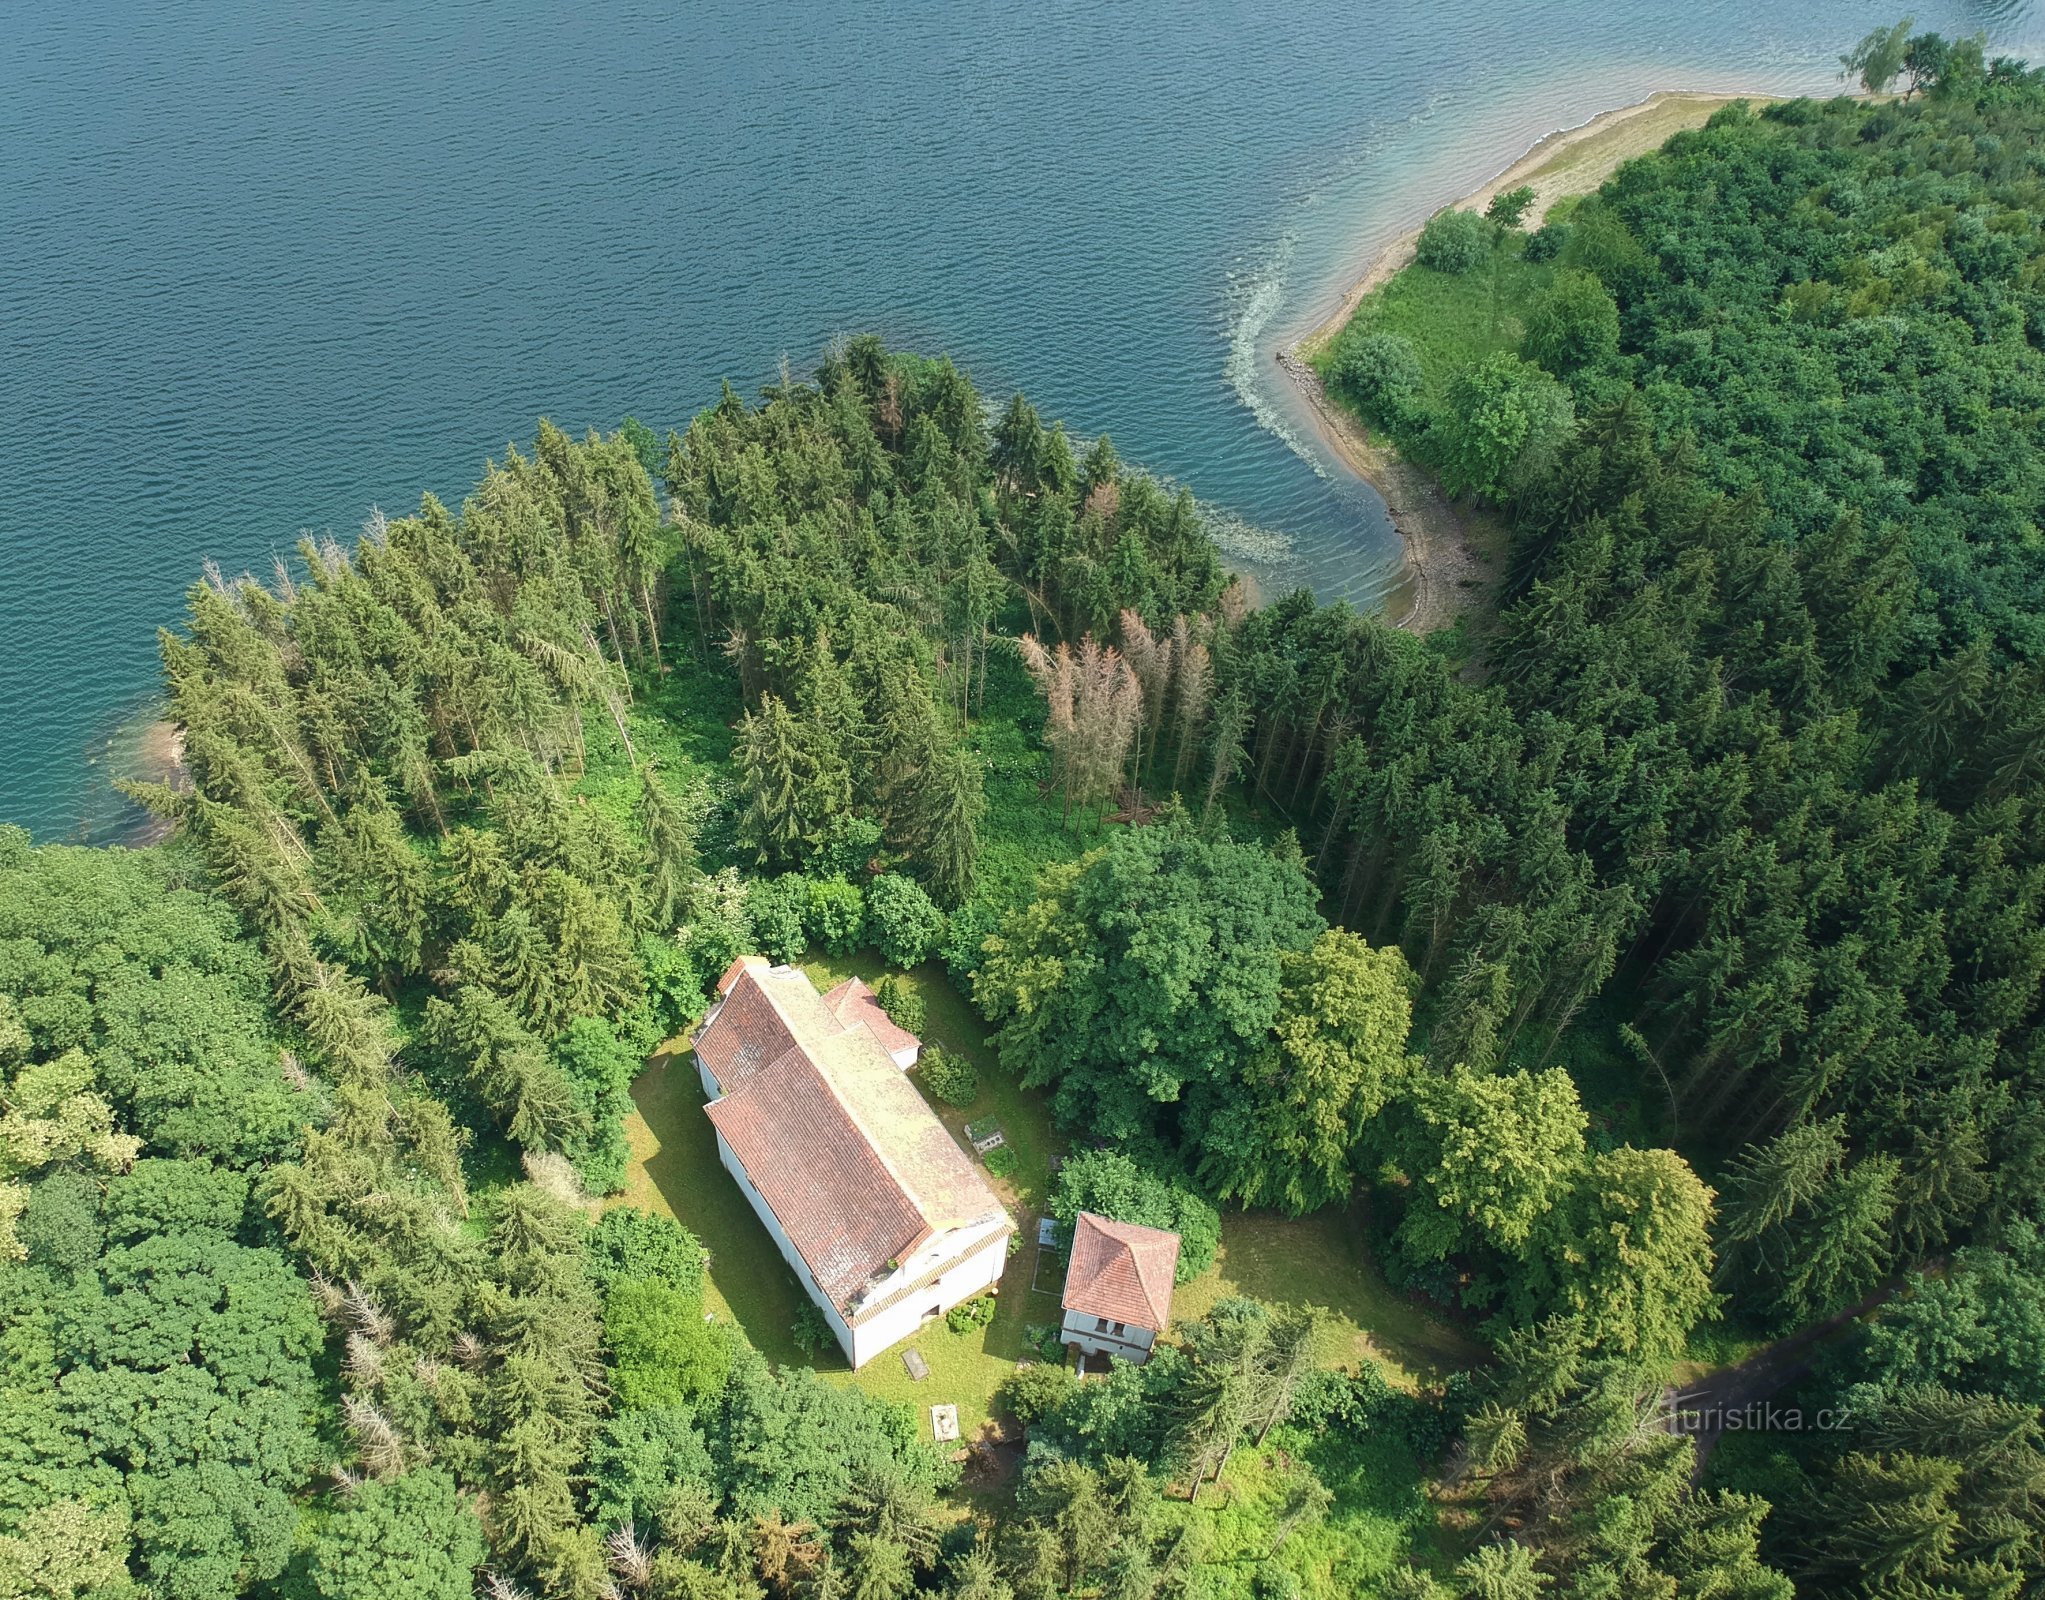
[5,0,2040,839]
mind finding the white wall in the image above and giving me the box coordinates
[848,1227,1010,1369]
[1061,1307,1158,1364]
[712,1125,1011,1370]
[712,1125,860,1362]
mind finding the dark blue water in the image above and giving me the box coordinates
[5,1,2039,839]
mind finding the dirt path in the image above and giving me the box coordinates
[1281,89,1771,634]
[1666,1277,1909,1476]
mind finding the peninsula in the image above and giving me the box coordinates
[1285,90,1769,632]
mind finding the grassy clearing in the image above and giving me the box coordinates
[1329,239,1553,420]
[1175,1205,1482,1393]
[617,1049,810,1363]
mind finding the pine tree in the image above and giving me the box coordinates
[914,743,986,907]
[638,765,700,931]
[736,695,851,868]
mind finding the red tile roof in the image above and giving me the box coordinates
[1062,1212,1179,1332]
[694,967,800,1092]
[695,959,1010,1318]
[705,1045,930,1306]
[822,976,920,1058]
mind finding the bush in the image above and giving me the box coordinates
[1523,220,1570,263]
[1049,1149,1220,1282]
[813,814,884,879]
[997,1362,1078,1426]
[1335,331,1425,429]
[984,1146,1019,1179]
[586,1206,705,1300]
[745,874,808,964]
[945,1293,998,1334]
[1485,183,1536,228]
[803,875,866,955]
[636,933,713,1044]
[603,1278,732,1409]
[873,972,926,1037]
[940,900,1000,984]
[1431,352,1574,501]
[1558,197,1649,291]
[1415,207,1493,274]
[588,1407,718,1536]
[1253,1561,1304,1600]
[1522,268,1620,373]
[791,1301,837,1361]
[916,1046,979,1108]
[553,1017,638,1195]
[865,873,947,968]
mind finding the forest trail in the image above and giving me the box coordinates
[1667,1276,1911,1475]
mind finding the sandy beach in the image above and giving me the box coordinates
[1284,90,1770,634]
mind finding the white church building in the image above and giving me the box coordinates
[693,956,1015,1369]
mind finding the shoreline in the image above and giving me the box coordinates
[1281,89,1773,633]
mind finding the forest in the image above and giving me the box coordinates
[3,22,2045,1600]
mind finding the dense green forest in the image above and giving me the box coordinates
[6,24,2045,1600]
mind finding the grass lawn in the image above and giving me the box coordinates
[614,955,1067,1443]
[1330,239,1553,416]
[1175,1204,1482,1393]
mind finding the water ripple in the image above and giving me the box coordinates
[1,0,2039,836]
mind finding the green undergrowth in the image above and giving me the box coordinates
[1319,230,1556,429]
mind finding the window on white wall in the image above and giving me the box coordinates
[1094,1317,1109,1333]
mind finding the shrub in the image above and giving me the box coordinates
[1415,207,1493,274]
[603,1278,732,1409]
[1558,197,1650,291]
[745,874,808,964]
[586,1206,705,1301]
[553,1017,638,1195]
[1253,1561,1304,1600]
[873,972,926,1037]
[940,900,1000,984]
[997,1362,1078,1426]
[1336,331,1425,429]
[792,1301,836,1361]
[945,1293,998,1334]
[1522,269,1620,373]
[813,814,884,879]
[916,1046,979,1108]
[803,875,866,955]
[984,1146,1019,1179]
[1523,220,1570,263]
[588,1407,718,1537]
[1431,352,1574,501]
[1049,1149,1220,1282]
[1485,184,1536,228]
[865,873,947,968]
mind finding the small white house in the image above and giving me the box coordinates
[693,957,1013,1369]
[1060,1211,1180,1365]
